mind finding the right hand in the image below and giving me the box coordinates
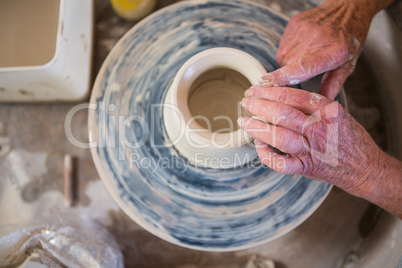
[259,0,377,99]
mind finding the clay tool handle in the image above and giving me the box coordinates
[64,154,74,207]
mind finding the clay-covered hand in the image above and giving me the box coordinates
[238,86,402,218]
[260,0,391,99]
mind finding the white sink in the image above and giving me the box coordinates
[0,0,93,102]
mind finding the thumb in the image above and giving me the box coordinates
[320,65,351,99]
[259,50,346,87]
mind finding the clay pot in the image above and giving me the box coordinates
[163,47,266,169]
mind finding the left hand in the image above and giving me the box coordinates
[237,86,383,191]
[238,86,402,218]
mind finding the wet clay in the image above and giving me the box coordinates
[188,68,251,133]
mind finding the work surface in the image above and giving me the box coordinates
[0,0,401,267]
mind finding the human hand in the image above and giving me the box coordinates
[259,0,386,99]
[239,86,379,191]
[238,86,402,217]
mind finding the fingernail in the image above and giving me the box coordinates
[258,74,274,86]
[244,89,252,97]
[254,139,266,148]
[240,98,248,107]
[254,139,268,149]
[237,117,245,128]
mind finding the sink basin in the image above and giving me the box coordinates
[0,0,93,102]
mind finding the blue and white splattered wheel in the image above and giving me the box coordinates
[89,0,332,251]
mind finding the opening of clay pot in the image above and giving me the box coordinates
[163,47,267,169]
[188,68,251,133]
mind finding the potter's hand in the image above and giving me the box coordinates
[238,86,402,218]
[260,0,394,99]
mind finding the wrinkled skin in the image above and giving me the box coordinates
[239,86,402,218]
[248,0,401,217]
[259,0,392,99]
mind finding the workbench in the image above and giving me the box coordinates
[0,0,401,267]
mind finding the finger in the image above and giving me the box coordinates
[238,116,308,155]
[240,97,308,134]
[320,65,351,100]
[245,86,332,115]
[254,139,303,174]
[259,49,349,87]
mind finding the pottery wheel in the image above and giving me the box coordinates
[89,0,332,251]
